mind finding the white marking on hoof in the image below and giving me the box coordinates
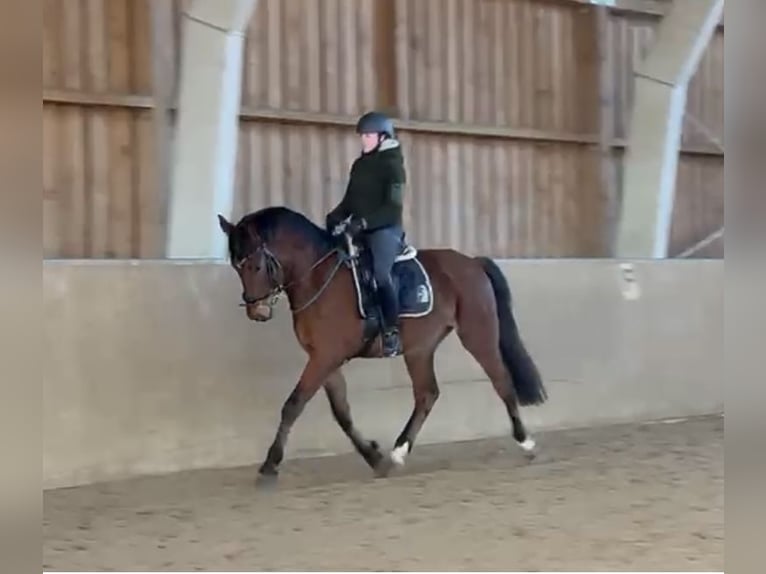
[519,437,536,452]
[390,442,409,466]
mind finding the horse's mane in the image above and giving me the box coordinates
[235,206,332,255]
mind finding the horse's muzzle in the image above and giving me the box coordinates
[245,302,274,322]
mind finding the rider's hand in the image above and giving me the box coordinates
[347,217,367,236]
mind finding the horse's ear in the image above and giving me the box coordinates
[217,214,234,236]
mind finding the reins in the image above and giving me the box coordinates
[238,245,345,315]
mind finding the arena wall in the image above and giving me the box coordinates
[43,258,723,489]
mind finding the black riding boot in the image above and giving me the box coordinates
[376,281,402,357]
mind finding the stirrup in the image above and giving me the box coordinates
[381,328,402,357]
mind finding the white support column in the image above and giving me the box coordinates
[166,0,258,259]
[615,0,724,259]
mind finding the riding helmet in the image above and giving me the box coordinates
[355,111,395,139]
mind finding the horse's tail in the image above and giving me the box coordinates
[478,257,547,406]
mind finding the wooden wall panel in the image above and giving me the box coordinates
[398,133,604,257]
[43,0,154,95]
[43,105,160,259]
[670,155,724,258]
[683,31,724,151]
[232,122,604,258]
[395,0,599,136]
[241,0,379,115]
[233,122,358,227]
[43,0,167,258]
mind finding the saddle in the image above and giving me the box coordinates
[338,229,434,351]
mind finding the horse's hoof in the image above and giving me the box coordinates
[518,437,537,461]
[373,456,395,479]
[365,440,384,469]
[255,469,279,490]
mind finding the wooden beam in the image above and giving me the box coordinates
[43,89,155,109]
[42,90,724,156]
[612,139,722,158]
[565,0,723,28]
[615,0,725,258]
[532,0,668,17]
[238,106,603,144]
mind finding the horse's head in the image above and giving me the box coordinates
[218,214,284,322]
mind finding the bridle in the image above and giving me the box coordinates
[235,244,284,308]
[236,243,345,315]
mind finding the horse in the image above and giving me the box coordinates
[217,206,547,485]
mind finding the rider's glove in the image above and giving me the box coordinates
[346,217,367,236]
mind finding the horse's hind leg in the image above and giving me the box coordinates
[324,370,384,470]
[456,315,536,459]
[376,349,440,477]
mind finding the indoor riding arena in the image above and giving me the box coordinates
[43,0,723,571]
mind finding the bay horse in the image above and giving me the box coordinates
[217,206,547,485]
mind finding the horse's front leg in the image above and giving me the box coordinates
[324,369,384,471]
[257,356,337,485]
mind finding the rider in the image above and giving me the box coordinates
[325,110,406,357]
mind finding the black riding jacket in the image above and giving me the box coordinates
[326,139,406,232]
